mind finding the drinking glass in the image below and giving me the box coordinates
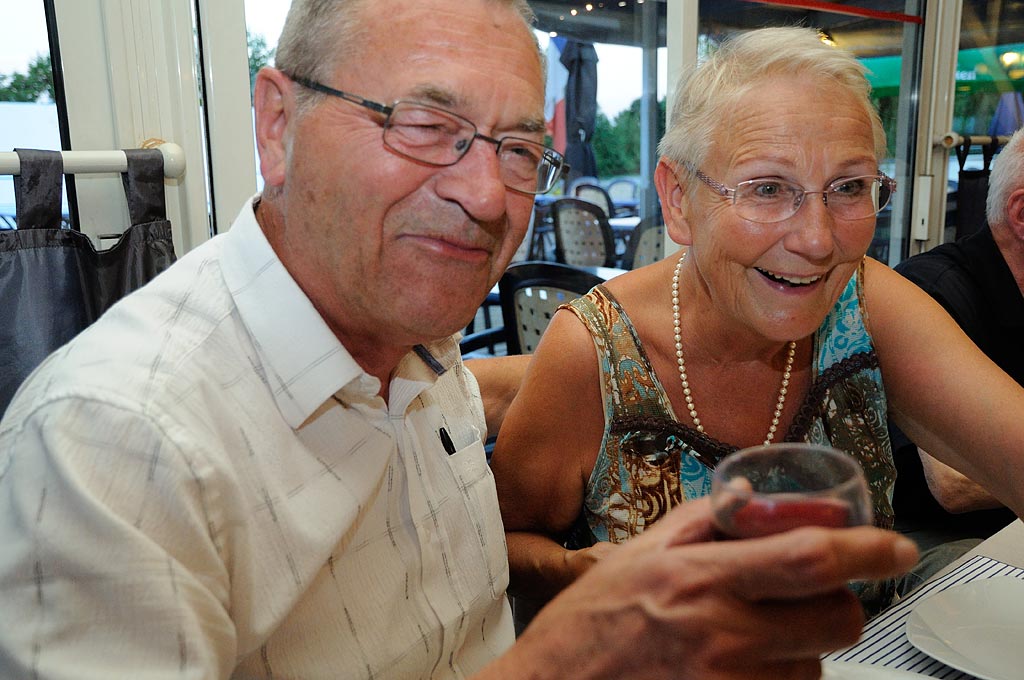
[711,443,872,539]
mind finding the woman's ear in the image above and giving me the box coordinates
[655,158,693,246]
[253,67,295,189]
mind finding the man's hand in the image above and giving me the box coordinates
[486,497,918,680]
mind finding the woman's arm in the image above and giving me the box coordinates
[464,355,531,438]
[490,308,612,599]
[864,258,1024,518]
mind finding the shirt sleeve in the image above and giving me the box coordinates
[0,396,237,679]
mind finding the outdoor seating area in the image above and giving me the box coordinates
[530,175,659,266]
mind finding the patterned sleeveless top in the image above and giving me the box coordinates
[564,263,895,544]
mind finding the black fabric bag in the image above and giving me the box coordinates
[0,148,177,415]
[954,136,1000,240]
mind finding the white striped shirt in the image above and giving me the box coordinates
[0,196,514,679]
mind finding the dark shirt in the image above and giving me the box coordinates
[891,226,1023,543]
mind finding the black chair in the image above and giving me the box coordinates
[621,217,666,270]
[573,184,642,255]
[500,261,605,354]
[550,197,617,268]
[460,261,604,356]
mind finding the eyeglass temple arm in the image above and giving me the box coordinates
[288,75,392,115]
[685,164,733,198]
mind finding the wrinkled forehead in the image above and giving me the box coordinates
[712,77,878,154]
[345,1,544,119]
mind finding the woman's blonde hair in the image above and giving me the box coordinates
[658,26,887,177]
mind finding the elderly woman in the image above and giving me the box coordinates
[490,26,1024,619]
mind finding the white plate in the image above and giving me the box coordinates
[905,575,1024,680]
[822,660,926,678]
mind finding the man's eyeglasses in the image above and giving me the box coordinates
[690,168,897,224]
[288,75,569,195]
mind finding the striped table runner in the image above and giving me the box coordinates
[824,555,1024,678]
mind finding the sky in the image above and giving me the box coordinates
[0,0,665,119]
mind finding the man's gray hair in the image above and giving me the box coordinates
[274,0,539,111]
[658,26,887,181]
[986,128,1024,227]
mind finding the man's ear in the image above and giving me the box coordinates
[655,158,694,246]
[253,67,294,189]
[1005,187,1024,242]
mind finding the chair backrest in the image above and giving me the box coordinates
[605,177,639,204]
[499,261,604,354]
[550,197,617,268]
[621,218,667,269]
[566,175,600,197]
[573,182,614,217]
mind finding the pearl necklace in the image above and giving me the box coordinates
[671,251,797,446]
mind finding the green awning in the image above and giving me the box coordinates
[862,44,1024,98]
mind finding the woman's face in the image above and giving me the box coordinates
[679,76,880,344]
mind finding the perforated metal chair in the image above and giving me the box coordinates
[621,218,667,270]
[572,184,642,253]
[499,261,605,354]
[550,197,617,268]
[605,178,640,215]
[461,261,605,356]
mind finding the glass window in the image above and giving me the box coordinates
[242,1,289,195]
[531,0,668,226]
[947,0,1024,243]
[0,1,65,228]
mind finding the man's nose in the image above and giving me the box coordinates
[434,137,509,223]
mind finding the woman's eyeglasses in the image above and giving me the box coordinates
[690,168,897,223]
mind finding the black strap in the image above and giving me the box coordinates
[982,137,1000,170]
[121,148,167,226]
[955,135,971,171]
[13,149,64,230]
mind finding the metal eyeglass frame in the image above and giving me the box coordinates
[287,74,569,195]
[689,166,897,223]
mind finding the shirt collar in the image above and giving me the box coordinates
[219,196,460,427]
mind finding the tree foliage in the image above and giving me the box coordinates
[248,31,275,98]
[592,97,667,178]
[0,54,55,103]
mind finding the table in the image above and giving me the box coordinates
[487,264,626,296]
[825,519,1024,677]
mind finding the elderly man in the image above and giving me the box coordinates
[890,128,1024,582]
[0,2,917,678]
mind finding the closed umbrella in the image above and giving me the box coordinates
[560,40,599,184]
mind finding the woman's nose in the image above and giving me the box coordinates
[785,194,836,259]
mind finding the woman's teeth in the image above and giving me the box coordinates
[756,268,822,286]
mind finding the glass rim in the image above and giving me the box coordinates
[713,442,866,498]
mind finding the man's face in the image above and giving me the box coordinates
[267,0,544,350]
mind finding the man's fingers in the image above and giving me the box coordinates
[735,590,866,660]
[634,499,918,601]
[705,525,919,600]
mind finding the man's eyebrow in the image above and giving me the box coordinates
[405,84,545,135]
[407,84,461,109]
[517,117,547,135]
